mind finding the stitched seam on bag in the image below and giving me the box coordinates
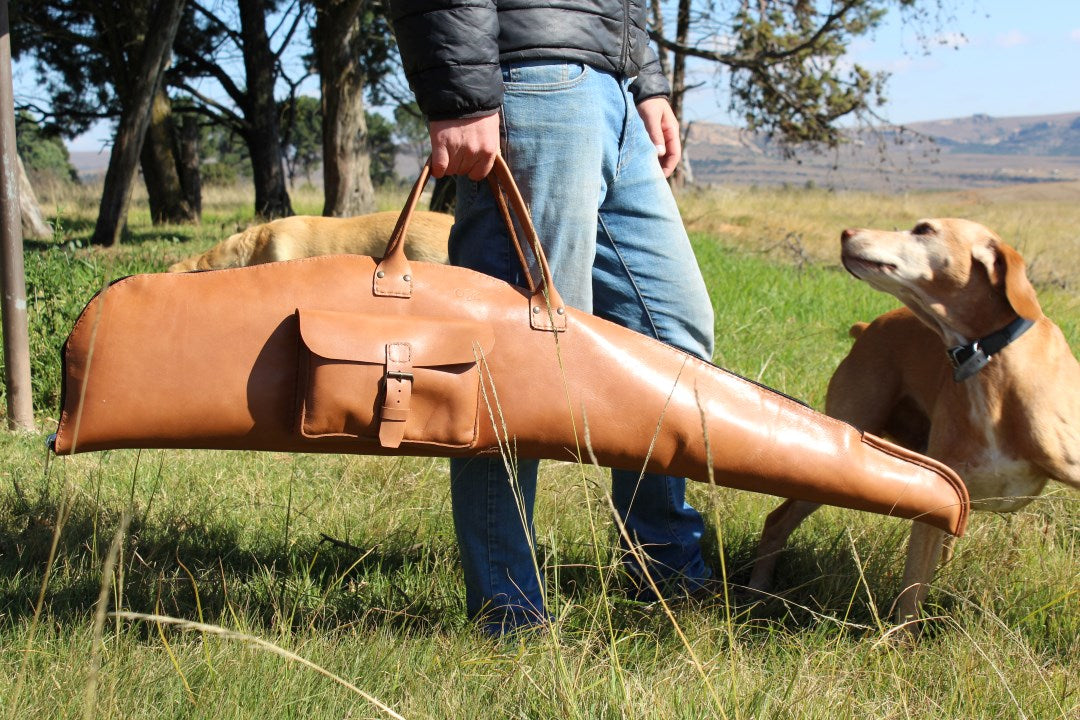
[859,433,970,532]
[374,281,412,298]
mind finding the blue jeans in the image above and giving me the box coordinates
[448,61,716,635]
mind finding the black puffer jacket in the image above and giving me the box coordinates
[388,0,669,120]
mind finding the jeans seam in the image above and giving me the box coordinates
[485,460,497,603]
[664,480,689,561]
[613,79,633,180]
[596,213,662,341]
[499,107,510,169]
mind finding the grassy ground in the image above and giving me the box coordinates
[680,179,1080,291]
[0,180,1076,718]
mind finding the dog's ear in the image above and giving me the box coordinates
[973,239,1042,321]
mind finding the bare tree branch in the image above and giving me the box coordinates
[190,0,244,45]
[269,0,307,62]
[174,48,248,108]
[650,0,864,68]
[174,81,248,130]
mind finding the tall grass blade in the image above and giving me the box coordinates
[110,611,408,720]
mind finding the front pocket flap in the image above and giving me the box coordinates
[297,308,495,367]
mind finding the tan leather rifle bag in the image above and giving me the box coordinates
[52,157,969,536]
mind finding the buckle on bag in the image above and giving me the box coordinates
[379,343,413,448]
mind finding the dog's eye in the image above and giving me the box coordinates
[912,222,935,236]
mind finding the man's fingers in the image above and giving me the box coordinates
[428,113,501,180]
[659,152,678,177]
[429,144,451,178]
[635,97,682,178]
[432,146,495,181]
[659,123,681,176]
[443,152,465,179]
[466,151,498,181]
[646,125,666,156]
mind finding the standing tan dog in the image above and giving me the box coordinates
[169,210,453,272]
[749,218,1080,623]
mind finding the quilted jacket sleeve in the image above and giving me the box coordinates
[629,51,671,103]
[387,0,503,121]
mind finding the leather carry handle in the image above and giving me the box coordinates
[374,156,567,332]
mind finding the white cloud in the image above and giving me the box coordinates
[995,30,1029,48]
[1070,29,1080,43]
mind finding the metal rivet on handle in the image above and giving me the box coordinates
[532,306,540,314]
[376,270,385,278]
[557,307,565,315]
[403,274,411,282]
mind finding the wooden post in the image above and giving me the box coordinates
[0,0,35,431]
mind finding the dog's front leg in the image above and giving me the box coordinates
[893,521,947,626]
[939,533,957,565]
[748,499,822,593]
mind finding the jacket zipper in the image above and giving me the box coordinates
[620,0,630,71]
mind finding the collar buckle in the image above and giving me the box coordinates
[946,316,1034,383]
[947,341,979,371]
[947,341,991,382]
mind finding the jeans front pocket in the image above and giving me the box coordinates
[503,61,589,93]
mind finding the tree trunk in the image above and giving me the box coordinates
[91,0,187,246]
[140,86,198,224]
[238,0,292,219]
[314,0,375,217]
[668,0,692,189]
[17,154,51,239]
[679,121,694,186]
[178,113,202,218]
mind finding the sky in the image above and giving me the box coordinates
[680,0,1080,127]
[50,0,1080,153]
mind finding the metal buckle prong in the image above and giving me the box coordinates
[947,341,979,370]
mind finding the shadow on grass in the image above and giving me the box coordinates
[0,494,467,637]
[23,215,218,253]
[0,491,980,645]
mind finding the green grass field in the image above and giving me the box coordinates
[0,182,1076,718]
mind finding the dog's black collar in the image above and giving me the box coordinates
[947,316,1035,382]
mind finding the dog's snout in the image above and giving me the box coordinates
[841,228,857,243]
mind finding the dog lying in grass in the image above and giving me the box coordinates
[749,218,1080,624]
[169,211,453,272]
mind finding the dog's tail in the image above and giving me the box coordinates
[849,321,870,339]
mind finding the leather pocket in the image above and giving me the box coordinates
[296,309,495,449]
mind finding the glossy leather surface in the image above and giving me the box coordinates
[54,159,969,535]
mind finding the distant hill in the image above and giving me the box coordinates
[684,111,1080,191]
[67,111,1080,192]
[68,150,111,181]
[903,112,1080,156]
